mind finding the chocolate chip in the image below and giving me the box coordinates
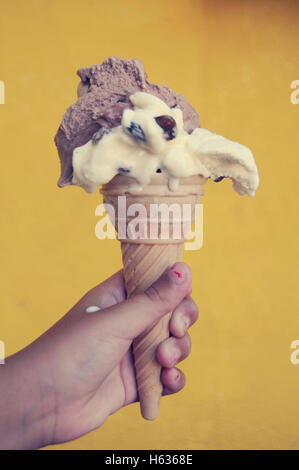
[126,121,146,142]
[77,67,91,84]
[156,168,162,173]
[214,176,225,182]
[117,95,127,103]
[92,127,110,145]
[155,115,177,141]
[118,167,131,173]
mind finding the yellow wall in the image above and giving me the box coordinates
[1,0,299,450]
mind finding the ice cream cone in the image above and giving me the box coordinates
[101,173,205,420]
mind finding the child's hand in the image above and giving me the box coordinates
[1,262,198,449]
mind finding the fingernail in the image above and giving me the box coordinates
[168,264,185,285]
[175,371,181,381]
[183,316,190,331]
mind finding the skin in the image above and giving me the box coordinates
[0,262,198,449]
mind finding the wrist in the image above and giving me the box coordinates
[0,345,54,449]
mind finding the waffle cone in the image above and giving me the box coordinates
[101,173,205,420]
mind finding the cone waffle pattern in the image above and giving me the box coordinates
[101,174,205,420]
[122,242,183,419]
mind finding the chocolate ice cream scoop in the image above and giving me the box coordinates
[54,57,200,187]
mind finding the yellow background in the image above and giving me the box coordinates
[1,0,299,450]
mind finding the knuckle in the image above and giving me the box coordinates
[186,297,199,319]
[144,285,169,312]
[155,340,165,361]
[187,334,192,351]
[100,292,120,308]
[183,333,191,355]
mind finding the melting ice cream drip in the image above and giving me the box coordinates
[72,92,259,196]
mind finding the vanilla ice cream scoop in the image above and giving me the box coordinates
[72,92,259,196]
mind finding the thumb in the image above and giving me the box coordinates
[99,262,192,339]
